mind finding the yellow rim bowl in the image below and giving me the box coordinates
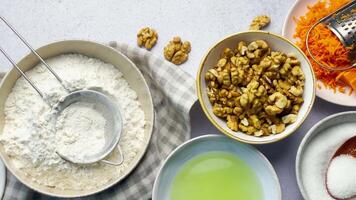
[197,31,316,144]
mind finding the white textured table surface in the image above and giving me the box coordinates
[0,0,355,200]
[0,0,294,76]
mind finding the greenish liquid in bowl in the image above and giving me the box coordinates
[169,151,263,200]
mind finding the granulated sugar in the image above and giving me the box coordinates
[0,54,146,190]
[300,123,356,200]
[327,154,356,199]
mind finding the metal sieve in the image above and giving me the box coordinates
[54,90,124,165]
[0,16,124,166]
[305,1,356,71]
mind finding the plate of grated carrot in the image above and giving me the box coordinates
[282,0,356,107]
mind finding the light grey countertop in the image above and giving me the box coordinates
[0,0,294,76]
[0,0,355,199]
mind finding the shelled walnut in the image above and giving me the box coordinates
[164,36,191,65]
[205,40,305,137]
[137,27,158,50]
[249,15,271,30]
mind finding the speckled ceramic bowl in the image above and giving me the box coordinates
[0,40,154,198]
[152,134,281,200]
[197,31,315,144]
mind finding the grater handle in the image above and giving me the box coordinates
[318,0,355,24]
[305,21,356,71]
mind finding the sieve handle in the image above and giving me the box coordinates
[0,46,47,98]
[101,145,124,166]
[0,16,67,85]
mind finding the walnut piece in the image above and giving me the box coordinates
[164,36,191,65]
[204,40,305,137]
[249,15,271,30]
[137,27,158,50]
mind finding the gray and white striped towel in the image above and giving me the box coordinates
[1,42,197,200]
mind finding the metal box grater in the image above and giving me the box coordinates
[306,0,356,71]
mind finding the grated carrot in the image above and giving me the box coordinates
[293,0,353,93]
[338,87,346,94]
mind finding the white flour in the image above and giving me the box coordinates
[55,102,107,162]
[0,54,146,190]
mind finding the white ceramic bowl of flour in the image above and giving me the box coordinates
[296,111,356,200]
[0,40,154,197]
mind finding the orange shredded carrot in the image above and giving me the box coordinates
[293,0,353,93]
[338,87,346,93]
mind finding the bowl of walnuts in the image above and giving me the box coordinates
[197,31,315,144]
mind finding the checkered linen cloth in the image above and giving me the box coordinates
[0,42,197,200]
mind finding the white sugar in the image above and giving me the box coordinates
[327,154,356,199]
[300,122,356,200]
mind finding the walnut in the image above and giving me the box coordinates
[222,48,234,58]
[254,130,264,137]
[227,115,238,131]
[289,86,303,96]
[291,104,301,114]
[205,69,219,81]
[213,104,225,117]
[204,39,305,137]
[221,69,231,86]
[269,92,288,109]
[217,58,227,68]
[241,118,249,126]
[265,105,283,116]
[137,27,158,50]
[240,93,249,108]
[172,51,188,65]
[291,66,305,80]
[181,41,191,53]
[269,124,285,134]
[248,41,259,51]
[164,36,191,65]
[256,85,266,97]
[249,115,261,129]
[282,114,297,124]
[255,40,269,50]
[249,15,271,30]
[233,106,243,115]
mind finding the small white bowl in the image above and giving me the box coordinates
[197,31,315,144]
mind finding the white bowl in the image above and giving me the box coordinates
[282,0,356,107]
[0,40,154,198]
[153,135,281,200]
[197,31,315,144]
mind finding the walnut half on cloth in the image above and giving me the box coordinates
[164,36,191,65]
